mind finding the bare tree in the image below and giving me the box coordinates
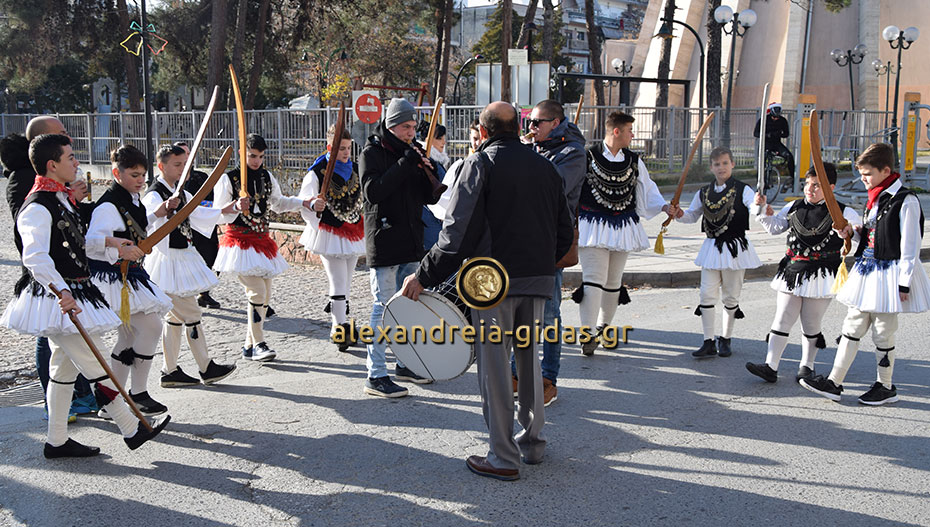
[206,0,229,108]
[706,0,722,108]
[584,0,604,104]
[435,0,454,101]
[246,0,271,109]
[117,0,141,111]
[501,0,512,102]
[656,0,675,107]
[229,0,249,105]
[516,0,539,49]
[541,0,555,62]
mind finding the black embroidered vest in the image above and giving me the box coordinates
[228,167,271,234]
[96,182,148,244]
[13,192,107,307]
[312,164,363,229]
[578,144,639,228]
[854,188,925,261]
[700,178,750,257]
[775,199,848,290]
[145,180,192,249]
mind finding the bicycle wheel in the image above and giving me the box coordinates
[763,165,782,203]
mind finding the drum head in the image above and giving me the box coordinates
[383,291,474,381]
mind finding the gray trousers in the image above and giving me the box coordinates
[474,296,546,470]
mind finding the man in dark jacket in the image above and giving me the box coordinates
[359,98,439,397]
[515,99,586,405]
[754,102,794,177]
[402,101,573,480]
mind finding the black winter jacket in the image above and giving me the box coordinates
[360,121,438,267]
[416,134,573,298]
[1,133,35,219]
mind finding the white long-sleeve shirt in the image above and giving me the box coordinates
[141,176,223,254]
[756,200,861,236]
[212,170,304,225]
[859,180,924,288]
[600,142,668,220]
[679,180,756,224]
[86,191,155,264]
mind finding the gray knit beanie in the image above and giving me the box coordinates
[385,98,417,129]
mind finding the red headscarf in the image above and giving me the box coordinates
[27,175,77,206]
[866,172,900,210]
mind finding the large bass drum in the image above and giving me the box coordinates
[382,276,474,381]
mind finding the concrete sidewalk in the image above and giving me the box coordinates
[563,183,930,288]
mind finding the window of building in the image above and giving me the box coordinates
[577,31,585,41]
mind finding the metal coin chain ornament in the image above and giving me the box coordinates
[456,257,509,310]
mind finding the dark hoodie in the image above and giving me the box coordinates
[0,133,34,219]
[534,119,587,215]
[359,121,438,267]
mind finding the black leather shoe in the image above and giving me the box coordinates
[44,438,101,459]
[692,339,717,358]
[716,337,733,357]
[125,414,171,450]
[796,366,815,382]
[746,362,777,383]
[197,292,221,309]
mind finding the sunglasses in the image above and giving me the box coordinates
[528,118,555,127]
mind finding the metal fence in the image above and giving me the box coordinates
[0,105,892,193]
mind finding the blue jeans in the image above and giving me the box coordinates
[367,262,419,379]
[512,269,562,384]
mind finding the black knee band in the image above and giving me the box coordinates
[839,334,860,344]
[186,321,201,339]
[49,378,76,385]
[724,305,745,319]
[166,321,183,327]
[86,374,108,383]
[770,329,790,337]
[250,302,263,322]
[804,332,826,349]
[112,347,135,366]
[694,304,714,316]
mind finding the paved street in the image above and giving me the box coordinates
[1,179,930,526]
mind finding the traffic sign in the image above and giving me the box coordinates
[353,92,382,124]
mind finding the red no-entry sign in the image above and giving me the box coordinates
[354,94,382,124]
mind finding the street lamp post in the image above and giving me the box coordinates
[882,25,919,165]
[655,17,705,117]
[830,44,867,110]
[452,54,484,105]
[610,58,632,106]
[526,22,536,105]
[872,59,895,128]
[714,5,756,148]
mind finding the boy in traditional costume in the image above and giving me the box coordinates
[143,144,242,386]
[1,134,169,457]
[212,133,314,361]
[802,143,928,404]
[299,125,364,351]
[747,163,859,382]
[87,145,174,416]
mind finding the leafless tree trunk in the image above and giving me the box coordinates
[432,3,445,95]
[656,0,676,107]
[585,0,604,133]
[501,0,512,102]
[117,0,141,111]
[228,0,249,104]
[541,0,555,62]
[207,0,229,108]
[246,0,271,109]
[435,0,454,101]
[516,0,539,48]
[706,0,722,108]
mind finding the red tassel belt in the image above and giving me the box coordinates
[220,225,279,259]
[319,219,364,242]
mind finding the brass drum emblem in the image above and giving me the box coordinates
[456,257,509,310]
